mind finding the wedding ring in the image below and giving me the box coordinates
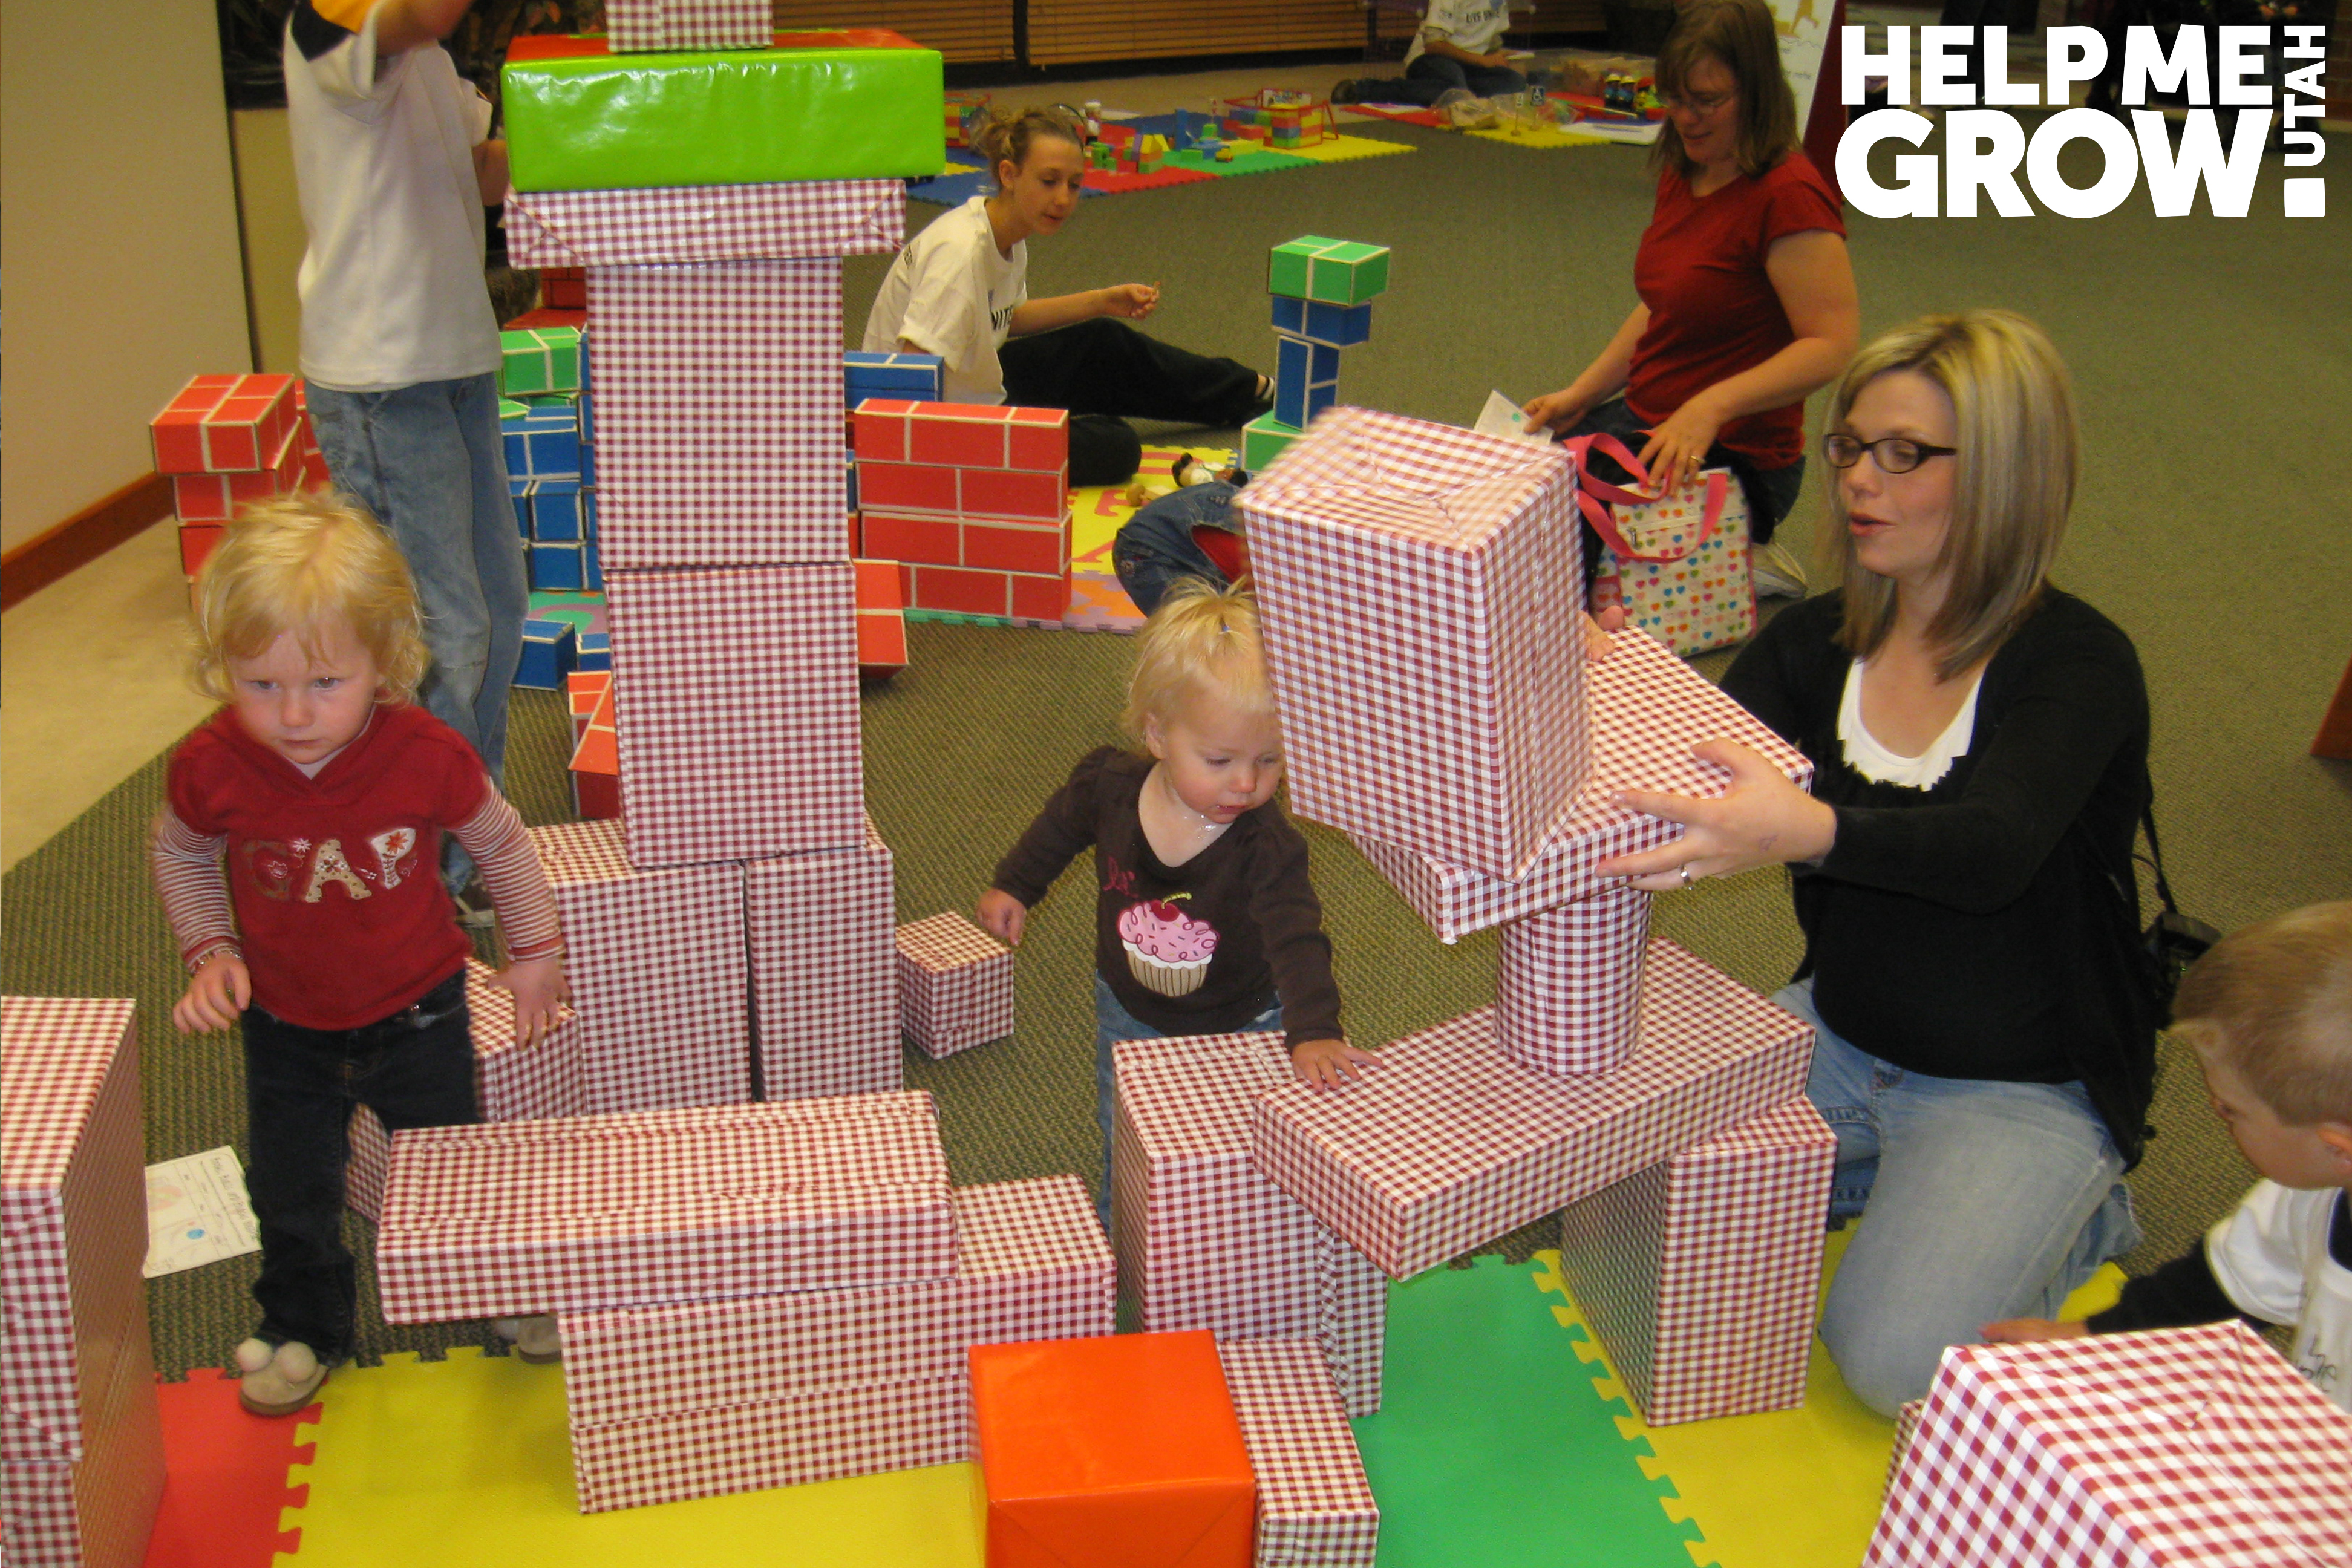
[1678,865,1693,888]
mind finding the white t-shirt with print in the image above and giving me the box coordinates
[284,0,503,391]
[1405,0,1516,67]
[861,196,1028,405]
[2206,1180,2351,1413]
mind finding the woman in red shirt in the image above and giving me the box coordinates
[1526,0,1859,602]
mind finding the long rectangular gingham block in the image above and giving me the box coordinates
[561,1175,1112,1511]
[528,820,749,1114]
[1112,1033,1387,1417]
[1220,1338,1380,1568]
[1494,885,1655,1077]
[606,564,863,867]
[2,999,152,1470]
[504,180,906,268]
[0,1315,166,1568]
[588,263,848,567]
[376,1095,955,1324]
[894,912,1014,1060]
[1250,941,1814,1280]
[1238,406,1589,880]
[603,0,771,52]
[1555,1097,1833,1425]
[744,817,900,1101]
[1352,627,1814,941]
[1867,1322,2352,1567]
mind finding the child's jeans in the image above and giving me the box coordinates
[241,968,478,1363]
[1111,481,1244,616]
[1093,975,1282,1227]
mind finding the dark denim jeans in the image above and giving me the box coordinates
[1562,397,1805,587]
[1112,481,1246,616]
[1354,53,1530,106]
[1000,318,1264,487]
[242,969,477,1362]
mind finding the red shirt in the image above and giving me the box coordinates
[1627,152,1844,471]
[165,703,485,1030]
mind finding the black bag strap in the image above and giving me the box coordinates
[2135,765,2183,921]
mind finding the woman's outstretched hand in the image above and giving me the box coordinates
[1100,283,1161,321]
[1596,739,1835,890]
[1522,387,1592,435]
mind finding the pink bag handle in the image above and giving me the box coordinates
[1563,433,1729,565]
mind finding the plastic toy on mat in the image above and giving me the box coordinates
[1217,88,1337,149]
[944,87,990,148]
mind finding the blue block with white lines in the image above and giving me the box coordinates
[1270,295,1373,348]
[576,631,610,673]
[515,618,577,689]
[843,350,944,405]
[530,541,587,593]
[530,480,586,542]
[502,400,583,480]
[1273,334,1341,430]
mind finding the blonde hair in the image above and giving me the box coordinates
[1828,309,2078,682]
[2177,901,2352,1126]
[1119,580,1275,745]
[189,491,430,705]
[974,106,1086,192]
[1653,0,1802,181]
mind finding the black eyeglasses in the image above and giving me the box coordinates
[1821,434,1958,474]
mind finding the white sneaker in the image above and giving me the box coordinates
[1751,541,1808,599]
[236,1338,328,1417]
[494,1315,564,1364]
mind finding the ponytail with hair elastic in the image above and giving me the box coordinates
[973,105,1086,189]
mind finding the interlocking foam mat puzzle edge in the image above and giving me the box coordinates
[143,1371,313,1568]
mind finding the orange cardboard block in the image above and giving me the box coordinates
[970,1330,1255,1568]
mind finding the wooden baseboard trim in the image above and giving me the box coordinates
[1,474,175,611]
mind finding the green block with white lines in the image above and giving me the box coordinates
[1268,235,1390,306]
[1243,413,1304,471]
[500,327,582,397]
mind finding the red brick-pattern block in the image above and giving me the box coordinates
[856,463,1068,526]
[528,820,750,1114]
[568,678,619,823]
[1238,406,1590,881]
[1867,1322,2352,1568]
[1112,1033,1386,1417]
[377,1095,955,1324]
[606,564,863,867]
[861,510,1070,578]
[604,0,771,52]
[894,912,1014,1060]
[902,562,1067,625]
[854,558,909,675]
[169,424,304,524]
[505,180,905,269]
[1351,627,1812,940]
[148,373,299,474]
[1555,1097,1833,1425]
[1495,886,1654,1076]
[560,1175,1112,1512]
[743,818,899,1101]
[1220,1339,1380,1568]
[851,400,1068,473]
[1250,941,1814,1280]
[177,524,225,578]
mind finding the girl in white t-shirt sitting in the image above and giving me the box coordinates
[862,107,1270,486]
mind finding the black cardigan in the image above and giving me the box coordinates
[1722,589,2160,1165]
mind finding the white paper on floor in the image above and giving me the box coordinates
[144,1146,262,1277]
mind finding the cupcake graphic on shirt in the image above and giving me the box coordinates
[1117,895,1218,996]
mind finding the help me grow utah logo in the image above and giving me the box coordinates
[1836,25,2330,218]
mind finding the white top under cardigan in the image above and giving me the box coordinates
[1836,658,1984,789]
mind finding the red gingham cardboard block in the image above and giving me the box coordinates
[528,820,750,1114]
[851,400,1068,475]
[344,961,587,1223]
[1250,941,1814,1280]
[560,1176,1111,1511]
[1494,886,1655,1077]
[169,423,304,524]
[589,263,848,567]
[1351,626,1812,940]
[606,564,863,867]
[1887,1397,1924,1496]
[894,912,1014,1060]
[376,1095,955,1323]
[1555,1097,1832,1426]
[1238,405,1589,880]
[148,373,298,474]
[1112,1033,1387,1417]
[744,817,899,1101]
[604,0,771,51]
[505,180,905,267]
[0,1319,166,1568]
[1867,1322,2352,1568]
[1219,1338,1380,1568]
[1,999,151,1469]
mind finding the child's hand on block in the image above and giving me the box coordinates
[174,950,252,1034]
[977,889,1028,947]
[1291,1036,1381,1091]
[496,955,571,1047]
[1979,1317,2091,1344]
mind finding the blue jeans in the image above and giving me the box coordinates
[1356,54,1530,106]
[1111,481,1244,616]
[1779,978,2141,1416]
[305,374,527,876]
[1094,974,1281,1225]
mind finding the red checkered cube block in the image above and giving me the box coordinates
[1250,941,1814,1280]
[745,817,899,1101]
[607,563,863,867]
[1353,627,1812,940]
[148,373,298,475]
[1867,1322,2352,1567]
[377,1094,955,1323]
[895,912,1013,1060]
[505,180,905,270]
[560,1175,1111,1512]
[1495,885,1653,1077]
[528,820,750,1114]
[604,0,772,53]
[1555,1097,1833,1426]
[1112,1033,1386,1418]
[344,961,587,1223]
[1220,1339,1380,1568]
[169,423,304,524]
[1238,405,1590,880]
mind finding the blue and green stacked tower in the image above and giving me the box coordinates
[1243,235,1391,471]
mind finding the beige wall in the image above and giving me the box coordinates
[1,0,253,551]
[235,109,309,377]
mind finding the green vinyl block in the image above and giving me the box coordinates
[1242,413,1303,472]
[503,32,944,192]
[1268,235,1391,305]
[500,327,582,397]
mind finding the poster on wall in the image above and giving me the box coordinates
[1769,0,1833,128]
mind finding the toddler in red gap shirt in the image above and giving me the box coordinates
[149,493,569,1416]
[977,580,1380,1222]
